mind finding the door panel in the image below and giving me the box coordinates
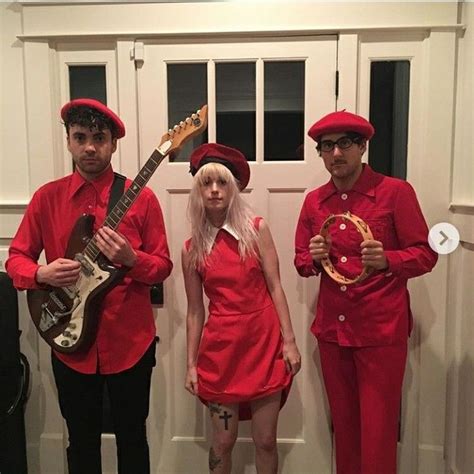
[138,38,337,473]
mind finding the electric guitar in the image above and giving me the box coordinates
[27,105,208,353]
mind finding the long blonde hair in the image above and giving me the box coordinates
[187,162,258,269]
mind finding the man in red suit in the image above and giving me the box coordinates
[294,110,438,474]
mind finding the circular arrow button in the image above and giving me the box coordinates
[428,222,460,255]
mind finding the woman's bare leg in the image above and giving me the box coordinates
[208,402,239,473]
[250,392,282,474]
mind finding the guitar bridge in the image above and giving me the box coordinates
[39,304,60,331]
[38,291,82,332]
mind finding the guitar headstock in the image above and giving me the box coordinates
[159,105,208,157]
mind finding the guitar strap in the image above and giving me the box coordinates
[107,172,164,307]
[108,172,126,214]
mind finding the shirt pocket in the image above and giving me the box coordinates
[349,212,391,243]
[117,215,143,250]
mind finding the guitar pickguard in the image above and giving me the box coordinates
[50,255,114,349]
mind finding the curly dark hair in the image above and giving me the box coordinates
[63,105,119,138]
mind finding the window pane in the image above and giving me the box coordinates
[68,65,108,184]
[264,61,305,161]
[69,65,106,103]
[167,63,208,162]
[216,62,256,161]
[369,61,410,180]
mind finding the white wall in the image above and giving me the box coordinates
[0,6,50,472]
[445,3,474,474]
[452,1,474,207]
[0,3,29,204]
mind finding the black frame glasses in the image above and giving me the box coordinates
[318,135,358,153]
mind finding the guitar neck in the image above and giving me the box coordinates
[79,104,208,264]
[84,148,167,262]
[106,149,166,230]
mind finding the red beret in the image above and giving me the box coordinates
[61,98,126,139]
[190,143,250,190]
[308,110,374,142]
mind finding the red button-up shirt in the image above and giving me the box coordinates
[6,166,172,373]
[294,165,437,346]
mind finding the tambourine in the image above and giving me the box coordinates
[319,211,374,285]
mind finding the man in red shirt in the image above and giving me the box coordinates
[6,99,172,474]
[294,110,437,474]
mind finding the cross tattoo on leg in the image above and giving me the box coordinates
[219,411,233,430]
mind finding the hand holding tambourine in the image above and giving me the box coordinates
[312,212,387,285]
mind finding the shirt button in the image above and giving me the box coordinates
[339,223,346,230]
[338,314,346,322]
[340,285,347,292]
[340,256,348,263]
[341,193,348,200]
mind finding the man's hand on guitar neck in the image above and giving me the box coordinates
[36,258,81,287]
[95,226,137,268]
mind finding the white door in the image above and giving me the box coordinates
[137,37,338,474]
[358,32,448,474]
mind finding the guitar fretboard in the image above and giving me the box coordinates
[84,148,166,262]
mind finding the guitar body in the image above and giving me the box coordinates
[27,215,126,353]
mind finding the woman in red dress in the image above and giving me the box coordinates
[182,143,301,474]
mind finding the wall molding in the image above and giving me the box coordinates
[449,202,474,214]
[17,24,466,43]
[0,201,29,210]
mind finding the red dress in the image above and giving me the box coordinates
[190,218,292,420]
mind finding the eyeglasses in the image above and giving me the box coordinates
[318,136,357,153]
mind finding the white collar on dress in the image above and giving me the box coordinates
[207,222,239,252]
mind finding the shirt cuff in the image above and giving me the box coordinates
[384,251,403,276]
[312,261,322,275]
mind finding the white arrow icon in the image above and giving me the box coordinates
[428,223,460,255]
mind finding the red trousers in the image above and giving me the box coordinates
[318,341,408,474]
